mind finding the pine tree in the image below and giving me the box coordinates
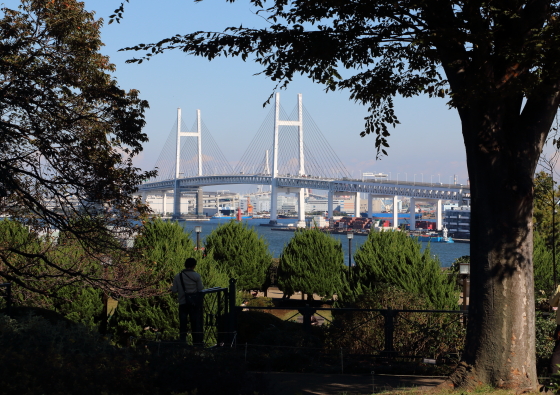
[204,220,271,291]
[277,228,345,300]
[352,231,458,310]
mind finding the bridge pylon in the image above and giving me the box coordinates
[270,93,306,228]
[173,108,203,219]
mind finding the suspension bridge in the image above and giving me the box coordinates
[138,93,470,230]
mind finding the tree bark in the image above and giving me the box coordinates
[454,103,548,389]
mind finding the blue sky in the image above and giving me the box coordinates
[8,0,558,190]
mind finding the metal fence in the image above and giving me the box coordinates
[199,278,236,347]
[235,305,466,364]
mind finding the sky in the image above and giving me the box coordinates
[6,0,559,191]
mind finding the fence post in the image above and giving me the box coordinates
[197,291,205,347]
[228,278,237,345]
[381,307,398,359]
[298,304,317,337]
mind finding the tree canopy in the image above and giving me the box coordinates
[0,0,155,296]
[117,0,560,389]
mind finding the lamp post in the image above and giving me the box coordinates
[459,261,470,324]
[194,225,202,250]
[347,231,354,269]
[414,174,417,185]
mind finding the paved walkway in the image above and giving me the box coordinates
[254,372,447,395]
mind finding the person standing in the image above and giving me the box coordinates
[172,257,204,345]
[550,285,560,373]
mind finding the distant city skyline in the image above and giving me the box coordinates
[4,0,559,191]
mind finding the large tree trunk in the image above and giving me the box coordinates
[449,104,548,390]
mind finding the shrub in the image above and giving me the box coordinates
[204,220,271,291]
[351,230,458,309]
[0,312,261,394]
[0,313,147,394]
[327,285,465,361]
[534,231,556,298]
[277,228,346,300]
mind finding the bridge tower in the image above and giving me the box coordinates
[173,108,203,219]
[270,93,306,227]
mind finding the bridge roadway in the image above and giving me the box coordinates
[139,174,470,230]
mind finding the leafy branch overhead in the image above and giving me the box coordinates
[121,1,560,160]
[0,0,157,297]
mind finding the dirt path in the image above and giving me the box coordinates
[252,372,446,395]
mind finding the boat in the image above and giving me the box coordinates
[411,227,454,243]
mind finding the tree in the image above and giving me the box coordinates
[352,231,458,310]
[277,228,345,300]
[118,0,560,387]
[0,0,156,297]
[204,220,271,291]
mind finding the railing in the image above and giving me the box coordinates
[0,283,11,316]
[199,279,236,347]
[236,305,466,363]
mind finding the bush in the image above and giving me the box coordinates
[0,313,147,394]
[351,230,458,309]
[0,312,262,394]
[536,312,557,376]
[327,286,465,361]
[204,220,271,291]
[534,231,556,298]
[277,228,346,300]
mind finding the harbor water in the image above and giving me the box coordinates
[181,218,470,267]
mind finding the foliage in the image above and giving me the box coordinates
[262,257,279,290]
[351,231,458,310]
[327,286,465,362]
[204,220,271,291]
[534,231,556,298]
[0,219,151,328]
[534,171,560,239]
[0,312,260,394]
[535,312,556,376]
[0,312,147,394]
[109,219,230,344]
[0,0,156,297]
[277,228,345,300]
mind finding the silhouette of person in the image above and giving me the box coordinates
[172,257,204,345]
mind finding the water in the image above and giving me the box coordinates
[181,218,470,267]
